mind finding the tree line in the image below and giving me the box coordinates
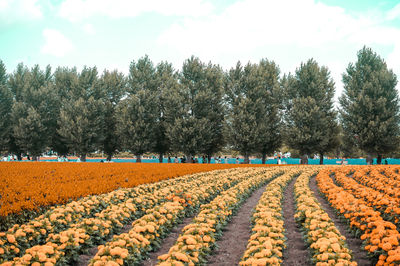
[0,47,398,164]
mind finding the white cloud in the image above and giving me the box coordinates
[41,29,74,57]
[0,0,42,23]
[83,23,95,35]
[58,0,213,22]
[157,0,400,99]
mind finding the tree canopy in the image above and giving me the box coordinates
[340,47,400,164]
[0,49,398,164]
[284,59,339,164]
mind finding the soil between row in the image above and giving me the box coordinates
[76,171,372,265]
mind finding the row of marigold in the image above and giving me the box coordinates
[0,168,256,265]
[0,169,214,262]
[155,168,284,265]
[294,168,355,266]
[333,167,400,226]
[0,162,272,217]
[316,168,400,265]
[239,168,299,265]
[89,168,280,265]
[351,166,400,201]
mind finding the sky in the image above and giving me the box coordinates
[1,0,400,100]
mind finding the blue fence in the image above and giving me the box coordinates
[39,157,400,165]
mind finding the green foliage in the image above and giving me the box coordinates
[152,61,179,159]
[98,70,127,160]
[340,47,400,161]
[54,67,79,100]
[116,90,157,160]
[52,67,79,155]
[284,59,339,162]
[0,61,13,152]
[57,67,104,161]
[58,97,104,161]
[0,52,398,161]
[128,55,157,94]
[226,59,282,163]
[0,60,7,86]
[8,64,58,158]
[119,57,160,161]
[228,97,258,160]
[13,107,47,157]
[166,56,225,161]
[128,58,179,160]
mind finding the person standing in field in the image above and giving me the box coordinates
[366,154,372,165]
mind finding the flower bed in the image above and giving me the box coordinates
[0,168,262,265]
[89,168,277,265]
[316,168,400,265]
[333,168,400,226]
[294,169,355,266]
[0,162,272,218]
[156,169,282,265]
[240,168,299,265]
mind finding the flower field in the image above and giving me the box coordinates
[0,162,273,218]
[1,164,400,265]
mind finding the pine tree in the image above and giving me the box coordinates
[340,47,399,164]
[0,60,13,152]
[166,56,225,162]
[252,60,282,163]
[7,63,29,158]
[13,107,47,159]
[57,67,104,161]
[8,63,28,102]
[195,62,225,162]
[226,60,282,164]
[122,56,158,162]
[58,97,104,161]
[98,70,126,161]
[228,96,258,163]
[9,64,57,160]
[153,61,179,162]
[116,90,157,162]
[284,59,339,164]
[52,67,79,156]
[127,55,157,94]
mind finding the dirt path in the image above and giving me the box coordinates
[309,175,372,266]
[207,183,270,266]
[282,176,312,266]
[142,216,194,266]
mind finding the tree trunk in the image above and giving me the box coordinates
[80,154,86,162]
[106,154,112,162]
[159,153,163,163]
[261,153,266,164]
[32,155,38,161]
[244,154,250,164]
[207,154,212,164]
[319,152,324,165]
[136,154,141,163]
[167,157,171,163]
[186,154,192,163]
[377,154,382,165]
